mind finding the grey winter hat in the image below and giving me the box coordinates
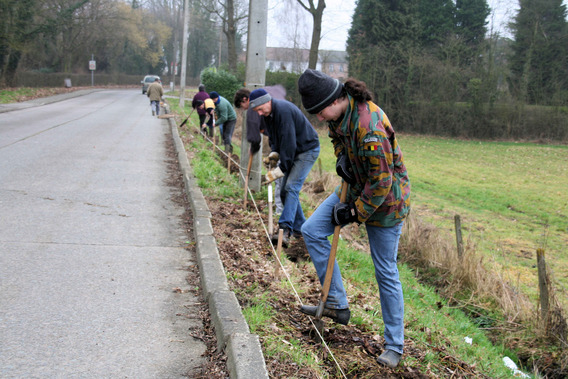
[298,69,343,114]
[249,88,272,109]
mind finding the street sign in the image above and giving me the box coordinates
[89,60,96,71]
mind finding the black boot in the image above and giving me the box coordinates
[376,350,402,368]
[271,227,291,248]
[300,305,351,325]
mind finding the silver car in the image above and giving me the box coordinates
[141,75,160,94]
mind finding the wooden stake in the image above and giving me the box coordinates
[454,214,464,260]
[243,151,253,208]
[274,229,284,278]
[537,248,549,325]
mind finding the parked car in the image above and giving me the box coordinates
[141,75,160,94]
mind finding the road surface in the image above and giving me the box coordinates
[0,90,206,378]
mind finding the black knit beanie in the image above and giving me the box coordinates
[298,69,343,114]
[249,88,272,109]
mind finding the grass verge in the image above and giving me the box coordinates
[171,103,538,377]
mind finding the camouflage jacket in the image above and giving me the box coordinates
[330,96,411,227]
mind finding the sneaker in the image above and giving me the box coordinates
[271,228,291,248]
[376,349,402,368]
[300,305,350,325]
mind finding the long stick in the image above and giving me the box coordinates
[314,181,349,335]
[320,181,348,305]
[243,150,253,207]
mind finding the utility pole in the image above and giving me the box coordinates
[240,0,268,192]
[179,0,190,108]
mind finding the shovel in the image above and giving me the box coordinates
[179,108,195,128]
[313,181,349,338]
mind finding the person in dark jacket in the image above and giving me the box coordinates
[192,84,210,125]
[249,88,320,247]
[194,98,216,137]
[297,69,411,369]
[234,86,285,214]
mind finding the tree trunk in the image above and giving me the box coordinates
[226,0,237,73]
[308,0,325,69]
[296,0,326,69]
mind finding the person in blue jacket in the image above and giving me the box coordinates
[248,88,320,248]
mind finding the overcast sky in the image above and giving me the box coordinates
[266,0,568,51]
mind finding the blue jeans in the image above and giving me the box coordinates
[222,119,236,146]
[301,191,405,354]
[278,147,319,232]
[150,100,160,115]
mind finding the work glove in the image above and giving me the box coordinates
[268,151,280,166]
[250,141,260,154]
[331,202,359,226]
[336,153,356,184]
[263,166,284,185]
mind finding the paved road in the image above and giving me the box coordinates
[0,90,206,378]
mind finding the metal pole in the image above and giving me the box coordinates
[91,54,94,87]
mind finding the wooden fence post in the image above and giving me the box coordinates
[537,248,550,324]
[454,215,464,260]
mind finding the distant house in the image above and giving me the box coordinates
[263,47,348,80]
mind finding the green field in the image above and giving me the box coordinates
[396,134,568,302]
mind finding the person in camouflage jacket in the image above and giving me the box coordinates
[297,69,411,369]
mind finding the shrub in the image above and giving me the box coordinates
[200,67,242,100]
[265,70,301,107]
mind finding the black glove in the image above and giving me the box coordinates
[336,153,356,184]
[331,202,358,226]
[250,141,260,154]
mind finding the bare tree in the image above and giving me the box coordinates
[296,0,325,69]
[145,0,184,84]
[201,0,248,72]
[274,0,310,72]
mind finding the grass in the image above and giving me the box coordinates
[337,240,515,377]
[398,135,568,303]
[0,87,69,103]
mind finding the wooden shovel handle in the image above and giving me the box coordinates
[320,181,349,304]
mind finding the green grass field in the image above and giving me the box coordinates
[395,134,568,302]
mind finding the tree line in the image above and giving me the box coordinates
[1,0,566,140]
[0,0,226,87]
[346,0,568,140]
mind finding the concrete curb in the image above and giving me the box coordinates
[167,115,269,379]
